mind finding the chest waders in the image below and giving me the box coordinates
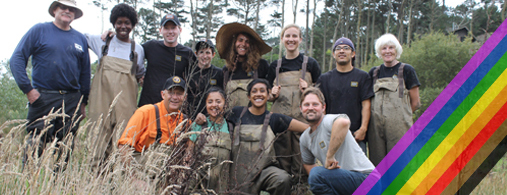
[224,69,258,108]
[368,63,413,166]
[89,36,138,168]
[193,121,232,193]
[231,107,278,194]
[271,56,311,183]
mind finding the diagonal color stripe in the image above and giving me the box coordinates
[378,37,507,195]
[355,21,507,195]
[427,101,507,194]
[399,54,507,194]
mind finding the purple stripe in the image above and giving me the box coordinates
[354,21,507,194]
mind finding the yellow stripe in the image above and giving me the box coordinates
[398,68,507,194]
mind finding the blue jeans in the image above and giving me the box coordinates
[308,166,368,195]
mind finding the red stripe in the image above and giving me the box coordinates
[426,101,507,194]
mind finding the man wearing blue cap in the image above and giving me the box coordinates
[138,14,196,107]
[316,37,374,154]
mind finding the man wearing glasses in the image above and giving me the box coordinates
[316,37,374,154]
[10,0,90,168]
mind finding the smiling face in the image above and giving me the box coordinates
[300,93,325,123]
[380,44,397,64]
[235,33,250,56]
[53,4,76,27]
[248,83,269,109]
[333,44,355,66]
[282,27,302,52]
[161,87,186,113]
[114,16,133,42]
[206,91,225,120]
[160,21,181,47]
[196,48,215,69]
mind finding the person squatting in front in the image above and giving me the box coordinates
[226,78,309,194]
[299,87,375,195]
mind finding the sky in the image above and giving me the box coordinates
[0,0,467,62]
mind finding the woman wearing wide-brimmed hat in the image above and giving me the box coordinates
[216,22,272,108]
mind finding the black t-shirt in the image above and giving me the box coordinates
[228,106,293,134]
[368,62,421,90]
[186,64,224,118]
[138,40,196,107]
[316,68,374,132]
[267,53,321,85]
[223,59,269,81]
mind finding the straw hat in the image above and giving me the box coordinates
[216,22,272,60]
[48,0,83,19]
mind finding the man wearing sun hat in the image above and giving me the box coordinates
[138,13,196,108]
[316,37,374,154]
[10,0,90,169]
[216,22,272,108]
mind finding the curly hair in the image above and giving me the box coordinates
[110,3,138,27]
[225,33,262,73]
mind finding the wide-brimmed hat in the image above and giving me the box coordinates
[48,0,83,19]
[216,22,272,59]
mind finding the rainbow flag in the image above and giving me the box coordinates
[355,19,507,195]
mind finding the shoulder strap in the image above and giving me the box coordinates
[130,39,138,75]
[398,63,406,98]
[233,107,249,146]
[259,112,273,151]
[253,68,259,79]
[223,69,230,89]
[154,104,162,143]
[275,59,282,86]
[301,55,309,80]
[372,66,380,84]
[101,35,114,57]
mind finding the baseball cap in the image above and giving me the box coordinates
[162,76,186,91]
[333,37,355,51]
[160,13,181,26]
[195,39,215,52]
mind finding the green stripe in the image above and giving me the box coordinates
[382,53,507,194]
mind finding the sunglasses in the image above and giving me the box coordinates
[58,4,76,12]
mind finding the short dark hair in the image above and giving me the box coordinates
[204,87,226,102]
[246,78,271,97]
[110,3,138,27]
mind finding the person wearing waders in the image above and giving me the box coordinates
[85,3,145,170]
[368,33,421,166]
[187,87,231,194]
[266,24,321,189]
[227,79,309,194]
[216,23,271,108]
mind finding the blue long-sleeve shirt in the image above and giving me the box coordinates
[10,22,90,103]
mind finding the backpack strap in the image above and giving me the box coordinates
[223,69,230,89]
[259,112,273,151]
[154,104,162,143]
[253,69,259,79]
[301,55,309,80]
[275,59,282,86]
[398,63,406,98]
[130,40,138,75]
[233,107,249,146]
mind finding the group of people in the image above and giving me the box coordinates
[11,0,421,194]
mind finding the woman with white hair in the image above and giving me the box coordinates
[368,33,421,166]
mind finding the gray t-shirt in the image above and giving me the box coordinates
[85,34,146,79]
[300,114,375,173]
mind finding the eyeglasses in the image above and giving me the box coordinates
[335,46,352,51]
[58,4,76,12]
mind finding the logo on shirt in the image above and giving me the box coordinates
[176,55,182,61]
[210,79,217,85]
[319,141,326,149]
[350,81,358,87]
[74,43,83,53]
